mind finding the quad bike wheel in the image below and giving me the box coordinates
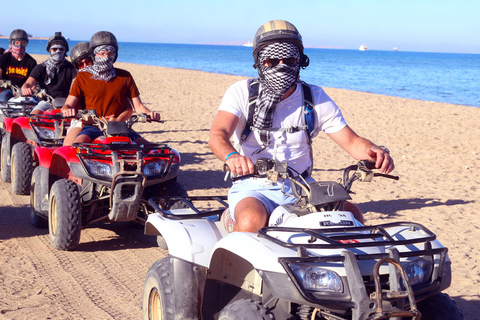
[48,179,82,250]
[11,142,33,195]
[142,257,175,320]
[1,134,11,182]
[416,292,464,320]
[218,299,274,320]
[30,166,47,228]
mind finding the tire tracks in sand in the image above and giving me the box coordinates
[0,181,167,320]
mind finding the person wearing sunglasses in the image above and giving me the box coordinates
[0,29,37,102]
[21,32,77,114]
[61,31,160,146]
[209,20,394,233]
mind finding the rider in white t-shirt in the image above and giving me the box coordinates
[209,20,394,232]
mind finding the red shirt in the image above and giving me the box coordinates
[69,68,139,117]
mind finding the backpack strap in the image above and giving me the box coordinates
[301,82,315,143]
[240,79,259,144]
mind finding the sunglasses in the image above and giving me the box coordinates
[263,57,298,67]
[76,58,93,69]
[12,40,27,48]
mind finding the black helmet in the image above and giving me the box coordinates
[70,42,90,69]
[253,20,309,68]
[9,29,29,45]
[46,32,69,53]
[89,31,119,62]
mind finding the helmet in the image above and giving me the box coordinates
[89,31,119,62]
[252,20,309,68]
[46,32,69,53]
[9,29,29,45]
[70,42,90,69]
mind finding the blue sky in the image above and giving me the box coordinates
[1,0,478,54]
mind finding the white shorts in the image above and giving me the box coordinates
[227,176,314,222]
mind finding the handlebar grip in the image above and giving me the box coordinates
[374,173,399,180]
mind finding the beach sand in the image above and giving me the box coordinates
[0,54,478,319]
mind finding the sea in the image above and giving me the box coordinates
[1,39,479,108]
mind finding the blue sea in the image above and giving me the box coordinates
[2,39,479,108]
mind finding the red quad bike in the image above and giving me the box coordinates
[0,80,39,183]
[9,108,69,195]
[30,110,187,251]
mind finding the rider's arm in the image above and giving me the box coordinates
[112,103,133,122]
[21,77,37,96]
[208,110,255,175]
[61,95,79,117]
[131,96,161,121]
[327,125,394,174]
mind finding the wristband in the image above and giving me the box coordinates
[225,151,238,162]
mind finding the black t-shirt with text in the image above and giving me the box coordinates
[0,52,37,88]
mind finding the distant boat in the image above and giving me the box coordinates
[243,41,253,47]
[359,44,369,51]
[393,47,398,52]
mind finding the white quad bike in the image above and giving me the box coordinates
[142,159,464,320]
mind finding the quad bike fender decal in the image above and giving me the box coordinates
[212,232,296,273]
[145,213,224,267]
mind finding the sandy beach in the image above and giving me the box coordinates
[0,54,478,319]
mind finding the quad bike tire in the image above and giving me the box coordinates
[1,134,11,183]
[30,166,47,228]
[11,142,33,195]
[219,299,274,320]
[48,179,82,251]
[416,292,464,320]
[142,257,175,320]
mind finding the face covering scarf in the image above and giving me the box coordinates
[42,44,67,85]
[82,45,116,82]
[7,43,26,60]
[252,42,301,152]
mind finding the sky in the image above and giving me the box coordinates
[1,0,479,54]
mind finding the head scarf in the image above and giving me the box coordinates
[82,45,116,82]
[42,44,67,85]
[253,42,301,151]
[6,43,26,60]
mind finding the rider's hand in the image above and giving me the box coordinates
[367,147,394,174]
[61,107,76,118]
[226,153,255,175]
[21,86,33,96]
[148,111,161,122]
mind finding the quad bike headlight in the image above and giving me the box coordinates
[404,256,433,286]
[143,160,167,176]
[84,159,113,177]
[35,127,55,139]
[288,263,343,293]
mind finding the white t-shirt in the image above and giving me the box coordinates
[218,79,347,174]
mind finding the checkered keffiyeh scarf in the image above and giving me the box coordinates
[42,44,67,85]
[82,45,116,82]
[253,42,301,151]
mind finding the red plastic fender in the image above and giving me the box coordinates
[34,146,55,168]
[52,146,80,164]
[3,117,15,133]
[11,116,30,142]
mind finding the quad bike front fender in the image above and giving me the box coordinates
[34,146,55,167]
[211,232,297,274]
[145,212,225,267]
[2,117,15,133]
[11,117,33,142]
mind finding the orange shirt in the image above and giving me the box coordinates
[69,68,140,117]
